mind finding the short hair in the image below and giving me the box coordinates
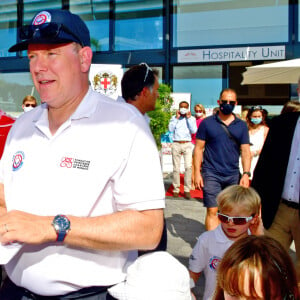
[22,95,37,105]
[281,100,300,114]
[213,235,299,300]
[219,88,237,99]
[179,101,189,108]
[194,103,206,115]
[217,185,261,216]
[121,64,159,101]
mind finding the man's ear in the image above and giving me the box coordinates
[79,46,93,73]
[141,86,150,97]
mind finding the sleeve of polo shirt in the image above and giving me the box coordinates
[112,117,165,211]
[239,121,250,145]
[189,233,207,273]
[196,119,207,141]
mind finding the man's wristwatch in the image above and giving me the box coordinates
[52,215,71,242]
[243,171,251,177]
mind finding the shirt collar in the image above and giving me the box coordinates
[214,224,232,243]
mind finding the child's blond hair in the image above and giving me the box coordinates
[217,185,260,216]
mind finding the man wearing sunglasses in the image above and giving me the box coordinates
[194,88,251,231]
[0,9,165,300]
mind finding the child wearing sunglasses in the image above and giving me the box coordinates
[188,185,262,300]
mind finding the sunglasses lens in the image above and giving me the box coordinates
[217,214,229,223]
[229,101,236,105]
[20,23,59,40]
[232,218,247,225]
[39,23,60,38]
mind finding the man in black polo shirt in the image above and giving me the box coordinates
[194,88,251,230]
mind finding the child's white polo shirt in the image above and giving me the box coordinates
[189,225,233,300]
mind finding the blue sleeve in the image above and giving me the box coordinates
[239,121,250,144]
[187,117,197,134]
[196,119,207,140]
[168,116,178,133]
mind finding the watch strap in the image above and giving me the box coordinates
[57,230,67,242]
[243,171,251,177]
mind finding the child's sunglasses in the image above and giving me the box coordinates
[217,212,254,225]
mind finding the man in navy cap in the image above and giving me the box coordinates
[0,9,165,299]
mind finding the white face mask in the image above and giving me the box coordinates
[23,106,34,113]
[179,108,188,115]
[195,112,203,117]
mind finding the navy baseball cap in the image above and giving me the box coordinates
[9,9,90,52]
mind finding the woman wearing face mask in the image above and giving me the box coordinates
[245,106,269,180]
[191,104,206,189]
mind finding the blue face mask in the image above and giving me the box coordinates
[251,118,262,125]
[220,103,235,115]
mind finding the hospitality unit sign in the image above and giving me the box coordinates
[178,46,285,63]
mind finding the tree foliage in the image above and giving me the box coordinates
[148,83,173,149]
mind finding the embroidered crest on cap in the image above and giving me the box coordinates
[32,11,51,25]
[12,151,25,171]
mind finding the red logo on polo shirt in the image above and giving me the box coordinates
[60,157,90,170]
[60,157,73,168]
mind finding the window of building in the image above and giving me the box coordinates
[0,1,18,57]
[173,0,289,48]
[0,72,39,116]
[172,65,223,111]
[115,0,163,51]
[70,0,110,52]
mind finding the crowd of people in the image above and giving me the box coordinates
[0,7,298,300]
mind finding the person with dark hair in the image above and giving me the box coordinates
[213,235,299,300]
[121,63,167,255]
[168,101,197,199]
[194,88,251,230]
[121,63,159,124]
[0,9,165,299]
[244,105,269,180]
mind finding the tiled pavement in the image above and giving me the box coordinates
[164,172,206,300]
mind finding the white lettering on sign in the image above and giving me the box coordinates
[178,46,285,63]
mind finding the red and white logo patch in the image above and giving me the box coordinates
[32,11,51,25]
[12,151,25,171]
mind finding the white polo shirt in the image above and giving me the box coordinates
[189,225,233,300]
[0,88,165,296]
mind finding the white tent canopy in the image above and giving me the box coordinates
[241,58,300,85]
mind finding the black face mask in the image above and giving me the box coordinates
[220,103,235,115]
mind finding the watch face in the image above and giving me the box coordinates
[53,215,70,231]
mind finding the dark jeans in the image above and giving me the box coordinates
[0,277,117,300]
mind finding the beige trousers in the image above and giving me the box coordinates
[265,202,300,285]
[171,142,193,193]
